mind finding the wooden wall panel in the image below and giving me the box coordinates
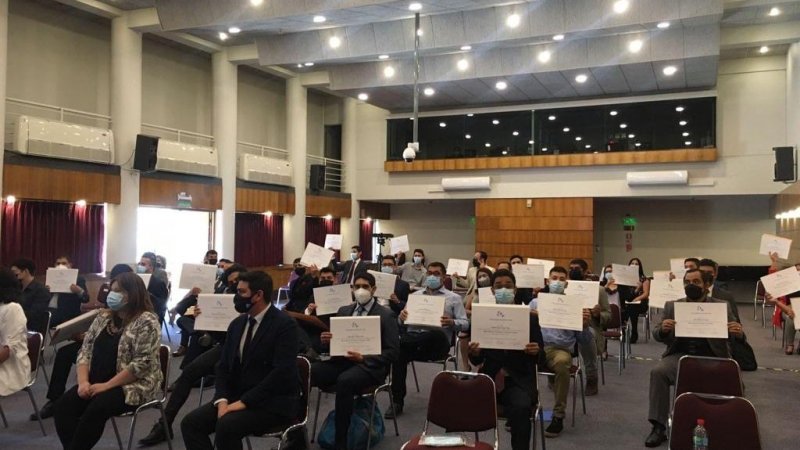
[140,177,222,211]
[236,187,295,215]
[3,163,121,204]
[359,201,391,220]
[307,194,352,218]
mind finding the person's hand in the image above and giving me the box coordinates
[524,342,540,356]
[216,401,229,418]
[190,287,202,296]
[668,272,676,281]
[582,309,591,327]
[441,316,455,327]
[70,332,87,342]
[88,382,111,397]
[399,309,409,322]
[308,264,320,278]
[769,251,779,263]
[764,293,776,305]
[661,319,676,333]
[185,306,197,317]
[227,400,246,413]
[591,304,601,318]
[345,351,364,363]
[307,303,317,315]
[69,284,83,295]
[529,308,538,316]
[728,322,744,338]
[194,307,202,317]
[788,308,796,320]
[320,332,332,345]
[389,293,400,304]
[468,341,481,357]
[532,287,542,295]
[77,381,92,399]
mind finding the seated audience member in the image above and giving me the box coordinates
[54,272,162,450]
[568,259,610,396]
[398,248,427,288]
[312,273,399,450]
[336,245,369,285]
[683,257,700,271]
[529,266,592,438]
[509,255,534,305]
[204,250,218,266]
[138,252,170,325]
[33,264,133,420]
[465,267,494,314]
[644,269,743,447]
[509,255,524,265]
[294,267,337,352]
[170,250,220,327]
[288,257,305,288]
[0,268,30,397]
[11,258,51,332]
[213,259,234,294]
[387,262,469,418]
[378,255,411,314]
[48,255,90,326]
[180,271,303,450]
[766,252,800,354]
[698,258,740,322]
[172,286,202,358]
[456,250,494,293]
[288,263,323,313]
[618,257,650,343]
[496,261,512,272]
[394,251,407,266]
[468,269,544,450]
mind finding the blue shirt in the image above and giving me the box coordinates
[529,298,591,350]
[405,287,469,342]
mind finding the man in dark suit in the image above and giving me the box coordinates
[312,272,399,450]
[336,245,369,285]
[11,257,51,332]
[181,271,302,450]
[48,255,90,326]
[698,258,741,323]
[378,255,410,315]
[644,269,744,447]
[138,253,170,325]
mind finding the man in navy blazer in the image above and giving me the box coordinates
[181,271,302,450]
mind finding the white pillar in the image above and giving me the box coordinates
[212,51,237,260]
[0,0,7,219]
[340,98,360,254]
[106,14,142,269]
[283,77,307,262]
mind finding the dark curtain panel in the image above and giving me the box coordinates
[1,200,105,273]
[360,219,374,263]
[305,217,341,260]
[234,213,284,267]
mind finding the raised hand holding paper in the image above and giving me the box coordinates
[390,235,410,254]
[324,234,342,250]
[513,264,545,289]
[367,270,397,299]
[536,293,584,331]
[313,284,353,316]
[301,242,335,270]
[46,267,79,293]
[674,302,728,339]
[648,279,685,309]
[194,294,238,332]
[564,280,600,309]
[760,266,800,298]
[405,295,445,327]
[179,263,218,293]
[329,316,381,356]
[471,304,530,350]
[611,264,640,286]
[760,234,792,259]
[446,258,470,276]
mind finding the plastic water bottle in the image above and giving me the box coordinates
[693,418,708,450]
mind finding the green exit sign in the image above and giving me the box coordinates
[622,216,637,227]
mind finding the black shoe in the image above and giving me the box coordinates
[384,403,403,419]
[630,335,639,344]
[138,421,172,447]
[644,424,667,447]
[30,400,54,421]
[544,417,564,437]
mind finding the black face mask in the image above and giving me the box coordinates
[684,284,705,301]
[569,268,584,281]
[294,267,306,276]
[225,283,238,294]
[233,294,253,313]
[319,279,334,287]
[208,258,218,265]
[472,258,480,268]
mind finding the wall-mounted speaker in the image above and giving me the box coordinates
[309,164,326,191]
[133,134,160,172]
[773,146,796,182]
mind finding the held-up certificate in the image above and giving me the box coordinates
[760,234,792,259]
[179,263,218,293]
[478,287,496,304]
[368,270,398,300]
[674,302,728,339]
[526,258,555,275]
[390,235,410,254]
[648,279,685,309]
[405,295,445,327]
[50,309,100,345]
[471,304,530,350]
[313,284,354,316]
[536,293,584,331]
[194,294,238,332]
[324,234,342,250]
[446,258,470,276]
[301,243,335,270]
[46,268,79,293]
[760,266,800,298]
[611,264,640,287]
[652,271,671,281]
[670,258,687,279]
[329,316,382,356]
[513,264,545,289]
[564,280,600,309]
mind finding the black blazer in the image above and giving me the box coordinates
[654,298,738,358]
[332,301,400,382]
[288,274,318,313]
[336,260,370,285]
[174,293,199,316]
[214,306,301,418]
[50,275,90,326]
[470,314,545,383]
[388,278,411,315]
[20,280,52,332]
[711,286,740,323]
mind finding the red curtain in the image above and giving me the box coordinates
[234,213,283,267]
[360,219,374,263]
[305,217,340,259]
[1,200,105,273]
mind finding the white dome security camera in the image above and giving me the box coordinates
[403,142,419,163]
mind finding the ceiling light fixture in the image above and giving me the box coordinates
[492,119,500,125]
[620,123,628,129]
[635,142,641,147]
[563,127,570,132]
[512,131,519,136]
[378,54,389,60]
[313,15,326,23]
[455,59,469,72]
[264,211,273,217]
[768,6,781,17]
[324,214,333,220]
[628,134,635,138]
[682,132,690,137]
[304,62,315,66]
[613,0,630,14]
[585,144,591,149]
[679,120,687,126]
[485,142,491,148]
[528,140,534,144]
[297,64,303,68]
[228,26,241,34]
[759,46,770,54]
[506,13,521,28]
[467,113,474,117]
[684,141,692,146]
[675,106,685,112]
[548,115,556,121]
[417,28,423,36]
[575,74,588,83]
[657,21,670,29]
[383,66,395,78]
[628,39,643,53]
[423,87,435,96]
[75,199,87,207]
[439,122,446,127]
[538,50,552,63]
[357,93,369,101]
[328,36,342,49]
[553,34,565,41]
[409,2,422,11]
[575,136,582,141]
[610,110,618,116]
[250,0,263,6]
[502,150,509,155]
[663,65,678,76]
[460,45,472,51]
[495,80,508,90]
[465,134,471,139]
[218,32,229,41]
[542,147,549,152]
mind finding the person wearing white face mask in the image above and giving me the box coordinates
[48,255,90,327]
[313,273,399,450]
[398,248,427,288]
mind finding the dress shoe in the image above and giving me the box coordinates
[585,378,599,396]
[644,424,667,447]
[139,421,172,447]
[29,400,54,421]
[384,403,403,419]
[171,345,187,357]
[544,417,563,437]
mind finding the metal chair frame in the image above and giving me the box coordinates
[497,365,547,450]
[411,333,460,392]
[0,332,48,435]
[600,303,627,384]
[537,351,586,427]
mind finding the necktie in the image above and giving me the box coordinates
[346,261,357,285]
[242,317,257,358]
[356,305,366,316]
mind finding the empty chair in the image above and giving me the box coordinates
[669,393,761,450]
[674,356,743,399]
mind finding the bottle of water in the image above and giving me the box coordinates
[693,418,708,450]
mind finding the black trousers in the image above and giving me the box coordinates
[181,402,291,450]
[391,330,451,405]
[177,316,196,347]
[499,376,535,450]
[54,385,135,450]
[311,359,384,448]
[163,344,221,425]
[47,341,81,401]
[623,301,648,338]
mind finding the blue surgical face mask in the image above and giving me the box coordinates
[548,280,566,295]
[424,275,442,290]
[494,288,515,304]
[136,264,147,274]
[106,291,125,311]
[350,252,358,261]
[217,267,224,277]
[413,256,422,265]
[381,266,394,274]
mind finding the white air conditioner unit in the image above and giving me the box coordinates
[441,176,491,191]
[155,140,218,177]
[238,153,293,187]
[626,170,689,186]
[7,115,114,165]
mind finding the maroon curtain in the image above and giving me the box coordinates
[360,219,374,263]
[305,217,341,259]
[234,213,283,267]
[1,200,105,273]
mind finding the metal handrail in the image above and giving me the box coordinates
[306,155,345,191]
[5,98,113,130]
[237,141,290,160]
[141,123,214,147]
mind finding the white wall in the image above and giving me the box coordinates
[237,67,286,148]
[594,196,776,270]
[788,43,800,153]
[378,201,476,265]
[307,90,325,157]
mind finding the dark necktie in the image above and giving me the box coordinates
[356,305,366,316]
[242,317,257,358]
[346,261,357,285]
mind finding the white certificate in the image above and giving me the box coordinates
[324,234,342,250]
[368,270,398,299]
[536,293,584,331]
[313,283,353,316]
[137,273,152,288]
[526,258,555,275]
[46,268,79,293]
[648,279,685,309]
[611,264,640,287]
[51,309,100,345]
[301,242,335,270]
[478,287,496,304]
[674,302,728,339]
[793,298,800,330]
[194,294,239,332]
[652,271,672,281]
[405,294,445,327]
[760,266,800,298]
[446,258,470,276]
[564,280,600,309]
[471,304,530,350]
[513,264,545,289]
[390,235,410,254]
[179,263,218,293]
[670,258,687,279]
[329,316,381,356]
[760,234,792,259]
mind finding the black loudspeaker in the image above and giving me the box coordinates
[133,134,160,172]
[309,164,326,191]
[773,146,796,182]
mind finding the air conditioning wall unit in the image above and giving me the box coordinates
[7,115,114,165]
[441,176,491,191]
[626,170,689,186]
[238,153,292,187]
[155,139,219,177]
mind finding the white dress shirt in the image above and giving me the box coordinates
[0,302,31,396]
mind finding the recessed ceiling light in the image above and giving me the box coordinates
[329,36,342,49]
[495,80,508,90]
[684,141,692,146]
[378,54,389,60]
[553,34,565,41]
[297,63,303,68]
[620,123,628,129]
[506,13,521,28]
[75,199,87,207]
[512,131,519,136]
[759,46,770,54]
[548,115,556,121]
[485,142,491,148]
[663,65,678,76]
[679,120,687,126]
[682,132,690,137]
[218,32,229,41]
[409,2,422,11]
[538,50,552,63]
[313,15,326,23]
[467,113,474,117]
[575,74,588,83]
[384,66,395,78]
[657,21,670,29]
[439,122,446,128]
[768,7,781,17]
[563,127,570,132]
[610,110,618,116]
[461,45,472,51]
[613,0,629,14]
[492,119,500,125]
[250,0,263,5]
[628,39,643,53]
[465,134,471,139]
[575,136,582,141]
[417,28,423,36]
[528,140,534,145]
[628,134,635,138]
[502,150,508,155]
[457,58,469,71]
[542,147,549,152]
[228,27,241,34]
[423,87,435,96]
[585,144,591,149]
[635,142,642,147]
[675,106,685,112]
[304,62,315,66]
[357,93,369,101]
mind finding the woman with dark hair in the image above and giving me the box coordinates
[0,268,30,397]
[619,257,650,343]
[54,272,163,450]
[399,248,427,288]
